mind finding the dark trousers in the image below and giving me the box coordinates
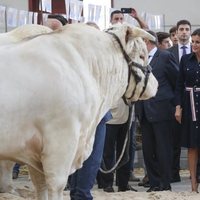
[13,163,20,173]
[141,117,172,188]
[171,120,181,179]
[130,121,136,171]
[97,122,131,189]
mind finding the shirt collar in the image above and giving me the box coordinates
[148,47,157,57]
[178,43,191,49]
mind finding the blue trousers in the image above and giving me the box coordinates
[13,163,20,173]
[69,112,112,200]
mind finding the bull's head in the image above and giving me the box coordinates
[106,24,158,104]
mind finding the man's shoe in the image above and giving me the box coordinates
[138,181,145,186]
[98,185,103,189]
[138,180,150,187]
[12,171,19,179]
[160,185,172,191]
[103,186,114,193]
[146,187,160,192]
[118,184,137,192]
[138,174,149,186]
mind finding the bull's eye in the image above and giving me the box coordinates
[140,55,145,60]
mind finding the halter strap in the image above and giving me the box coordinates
[106,31,152,105]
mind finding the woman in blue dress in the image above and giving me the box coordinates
[175,28,200,192]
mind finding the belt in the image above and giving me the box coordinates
[185,86,200,121]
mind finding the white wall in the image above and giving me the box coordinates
[113,0,200,31]
[0,0,28,32]
[0,0,28,10]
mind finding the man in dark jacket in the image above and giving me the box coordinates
[136,30,178,192]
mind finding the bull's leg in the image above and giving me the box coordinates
[28,166,48,200]
[0,160,17,194]
[42,142,76,200]
[42,158,68,200]
[41,121,81,200]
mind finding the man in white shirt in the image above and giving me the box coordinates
[97,9,148,193]
[169,20,191,63]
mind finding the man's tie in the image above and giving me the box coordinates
[181,45,187,56]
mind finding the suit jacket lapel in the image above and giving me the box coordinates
[171,45,179,64]
[175,45,179,64]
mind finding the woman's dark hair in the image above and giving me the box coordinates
[48,14,68,25]
[191,28,200,37]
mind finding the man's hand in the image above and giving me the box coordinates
[130,8,138,19]
[129,8,149,30]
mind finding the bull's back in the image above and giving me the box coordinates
[0,35,101,137]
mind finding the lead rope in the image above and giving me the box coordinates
[99,104,134,174]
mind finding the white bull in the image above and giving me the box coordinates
[0,24,52,195]
[0,23,158,200]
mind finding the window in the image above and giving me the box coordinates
[29,0,112,28]
[83,0,111,30]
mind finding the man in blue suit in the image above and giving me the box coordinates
[136,30,178,192]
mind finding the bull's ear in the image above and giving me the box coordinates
[126,26,155,42]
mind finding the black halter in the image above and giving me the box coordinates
[106,31,152,105]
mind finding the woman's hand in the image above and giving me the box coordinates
[175,105,182,124]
